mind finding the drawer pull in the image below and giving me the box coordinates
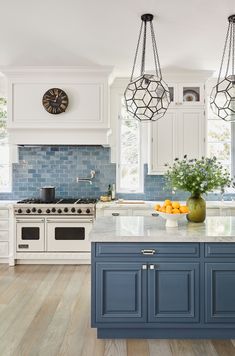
[142,264,148,270]
[18,244,29,249]
[149,264,155,270]
[152,213,159,217]
[141,249,156,255]
[112,213,120,216]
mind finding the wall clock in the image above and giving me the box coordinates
[42,88,69,114]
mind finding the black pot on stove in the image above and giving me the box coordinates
[40,186,55,203]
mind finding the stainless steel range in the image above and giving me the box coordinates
[14,198,97,253]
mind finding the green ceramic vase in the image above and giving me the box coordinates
[187,194,206,223]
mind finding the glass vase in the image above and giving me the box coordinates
[187,194,206,223]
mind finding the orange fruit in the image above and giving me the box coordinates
[165,205,173,214]
[160,207,166,213]
[172,201,180,209]
[154,204,161,211]
[164,199,172,206]
[180,206,189,213]
[172,208,180,214]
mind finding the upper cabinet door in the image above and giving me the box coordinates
[148,110,178,174]
[178,109,205,159]
[178,84,205,107]
[168,84,178,107]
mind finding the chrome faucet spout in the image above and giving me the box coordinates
[76,170,96,185]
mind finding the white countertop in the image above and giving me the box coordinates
[89,216,235,242]
[0,200,18,208]
[96,200,235,210]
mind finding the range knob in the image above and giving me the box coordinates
[86,208,91,214]
[46,209,51,214]
[64,208,68,213]
[78,209,82,214]
[51,208,56,213]
[58,209,62,214]
[71,207,76,213]
[38,209,42,214]
[17,209,22,214]
[26,209,31,214]
[32,207,36,213]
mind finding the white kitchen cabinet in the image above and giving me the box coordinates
[103,209,132,217]
[132,209,155,216]
[0,207,10,261]
[169,83,205,107]
[148,108,205,174]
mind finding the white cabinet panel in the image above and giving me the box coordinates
[206,208,220,216]
[0,230,9,241]
[12,83,103,128]
[0,220,8,230]
[0,210,8,218]
[0,242,8,257]
[132,209,154,216]
[179,109,205,159]
[148,111,178,174]
[148,108,205,175]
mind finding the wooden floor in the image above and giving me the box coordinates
[0,265,235,356]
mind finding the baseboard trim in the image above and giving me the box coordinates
[97,328,235,339]
[16,259,90,265]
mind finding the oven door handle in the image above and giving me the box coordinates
[46,219,93,223]
[16,219,44,223]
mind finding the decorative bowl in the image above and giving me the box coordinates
[157,211,188,228]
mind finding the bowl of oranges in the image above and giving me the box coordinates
[154,200,189,228]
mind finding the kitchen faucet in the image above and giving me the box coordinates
[76,170,96,185]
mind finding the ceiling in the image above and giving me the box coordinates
[0,0,235,77]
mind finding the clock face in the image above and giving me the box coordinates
[42,88,69,114]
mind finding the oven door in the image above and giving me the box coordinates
[46,218,93,252]
[16,218,45,252]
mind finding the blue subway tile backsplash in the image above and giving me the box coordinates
[0,145,228,201]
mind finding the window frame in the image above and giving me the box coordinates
[116,98,144,194]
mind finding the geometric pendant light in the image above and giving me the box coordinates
[124,14,170,121]
[210,15,235,121]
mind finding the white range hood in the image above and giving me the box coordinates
[1,66,113,145]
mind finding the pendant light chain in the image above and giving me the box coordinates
[217,22,231,84]
[150,21,162,79]
[232,21,235,76]
[130,21,144,82]
[210,14,235,121]
[141,20,147,76]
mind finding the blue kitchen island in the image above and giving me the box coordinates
[90,216,235,339]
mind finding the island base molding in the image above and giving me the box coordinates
[97,328,235,339]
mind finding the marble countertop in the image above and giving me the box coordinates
[89,216,235,242]
[96,200,235,210]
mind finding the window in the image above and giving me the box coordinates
[0,97,11,192]
[117,98,143,193]
[207,105,232,174]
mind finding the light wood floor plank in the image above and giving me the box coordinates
[0,265,62,356]
[58,265,91,356]
[148,339,173,356]
[104,340,127,356]
[212,340,235,356]
[127,339,149,356]
[14,265,75,356]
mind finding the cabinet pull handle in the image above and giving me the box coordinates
[152,213,159,217]
[149,264,155,270]
[112,213,120,216]
[142,264,148,270]
[141,249,156,255]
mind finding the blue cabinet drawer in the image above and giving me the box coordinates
[205,243,235,258]
[95,243,200,258]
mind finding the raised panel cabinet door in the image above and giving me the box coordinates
[95,262,147,323]
[178,109,205,160]
[148,110,178,174]
[148,263,200,323]
[206,263,235,323]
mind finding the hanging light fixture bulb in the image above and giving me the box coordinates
[210,15,235,121]
[124,14,170,121]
